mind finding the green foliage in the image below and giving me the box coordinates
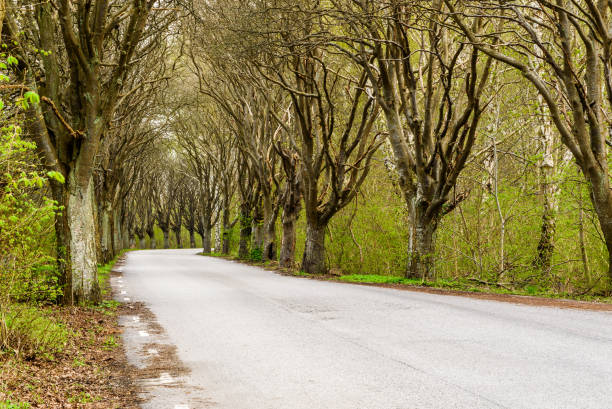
[0,304,69,360]
[0,126,61,303]
[67,392,99,404]
[249,247,263,262]
[103,335,118,351]
[0,401,31,409]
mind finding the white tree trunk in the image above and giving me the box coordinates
[68,175,99,303]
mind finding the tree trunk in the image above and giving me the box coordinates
[263,195,278,261]
[202,225,212,254]
[535,195,557,273]
[407,205,437,280]
[66,175,101,304]
[301,222,327,275]
[189,230,196,249]
[122,226,130,251]
[99,203,113,263]
[279,190,301,268]
[139,237,146,249]
[147,229,156,249]
[222,206,231,254]
[174,229,182,249]
[251,204,264,254]
[280,216,298,268]
[162,229,170,249]
[533,94,559,273]
[238,205,251,259]
[588,173,612,283]
[214,221,221,252]
[112,208,122,257]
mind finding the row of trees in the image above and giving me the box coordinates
[6,0,612,304]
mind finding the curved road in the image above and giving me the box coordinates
[114,249,612,409]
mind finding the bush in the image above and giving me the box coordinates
[249,247,263,262]
[0,304,69,360]
[0,125,61,303]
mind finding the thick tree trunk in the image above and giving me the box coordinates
[251,204,264,254]
[222,207,231,255]
[99,203,113,263]
[139,237,146,249]
[112,208,122,256]
[301,222,327,275]
[262,196,278,261]
[588,174,612,283]
[202,225,212,254]
[162,229,170,249]
[120,225,128,251]
[66,175,101,304]
[407,204,437,280]
[280,216,298,268]
[189,230,196,249]
[174,229,182,249]
[214,222,221,252]
[279,193,301,268]
[147,229,156,249]
[238,205,252,259]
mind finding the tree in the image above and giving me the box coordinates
[329,0,493,279]
[445,0,612,284]
[6,0,166,303]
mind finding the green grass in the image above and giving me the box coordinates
[0,401,31,409]
[0,304,69,360]
[333,274,612,302]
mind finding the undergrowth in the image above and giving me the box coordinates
[0,305,69,360]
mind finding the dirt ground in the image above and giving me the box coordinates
[0,260,140,408]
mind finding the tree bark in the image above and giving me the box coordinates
[162,229,170,249]
[174,229,182,249]
[251,204,264,254]
[408,206,436,280]
[189,230,196,249]
[66,174,101,304]
[99,202,113,263]
[279,184,301,268]
[589,174,612,282]
[139,237,146,249]
[238,205,252,259]
[262,195,278,261]
[202,225,212,254]
[112,208,122,257]
[302,222,327,274]
[222,206,231,254]
[280,215,298,268]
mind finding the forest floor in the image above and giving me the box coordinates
[0,259,139,409]
[205,254,612,311]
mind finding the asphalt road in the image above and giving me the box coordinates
[115,249,612,409]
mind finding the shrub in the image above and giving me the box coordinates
[0,125,61,303]
[0,304,69,360]
[249,247,263,262]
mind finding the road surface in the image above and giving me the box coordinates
[114,249,612,409]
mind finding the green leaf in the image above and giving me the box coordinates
[46,171,65,184]
[24,91,40,106]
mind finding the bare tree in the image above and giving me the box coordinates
[446,0,612,283]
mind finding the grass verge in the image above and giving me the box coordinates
[0,256,138,408]
[203,253,612,306]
